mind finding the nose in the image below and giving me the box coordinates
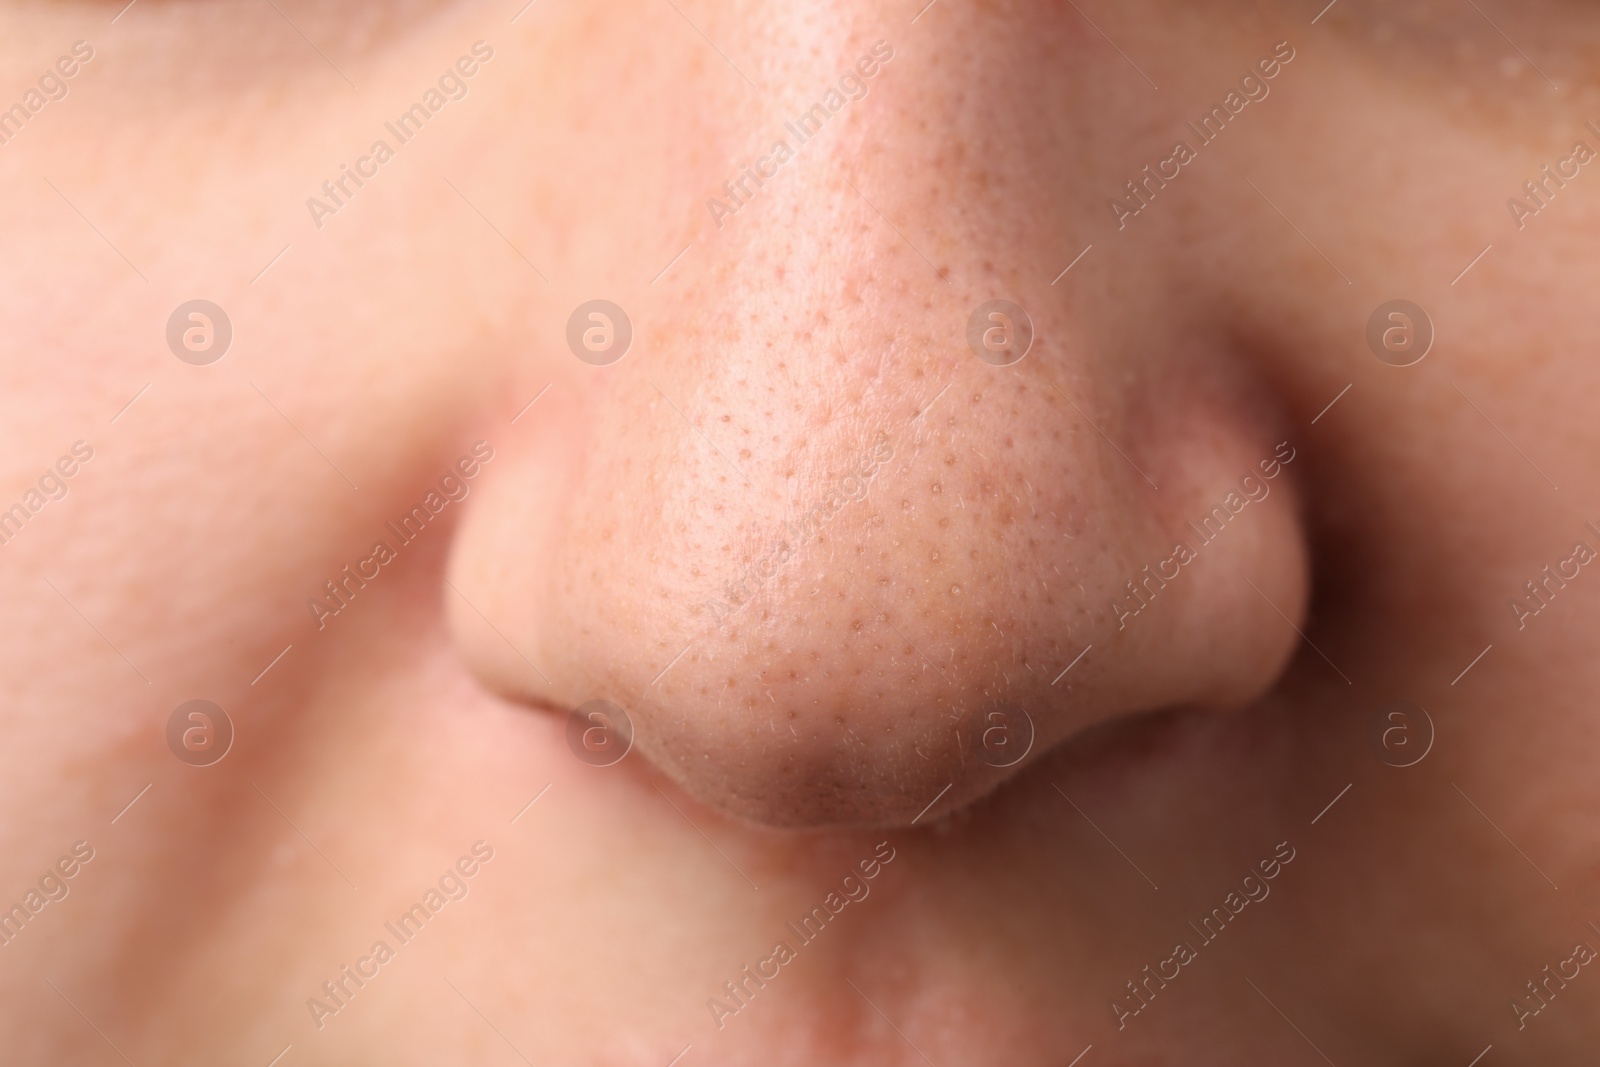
[446,8,1310,828]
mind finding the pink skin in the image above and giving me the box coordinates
[0,0,1598,1063]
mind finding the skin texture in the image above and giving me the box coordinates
[2,0,1600,1063]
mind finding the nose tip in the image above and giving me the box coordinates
[631,624,1056,828]
[631,634,1046,831]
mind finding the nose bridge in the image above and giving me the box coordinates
[667,13,1080,353]
[704,36,901,230]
